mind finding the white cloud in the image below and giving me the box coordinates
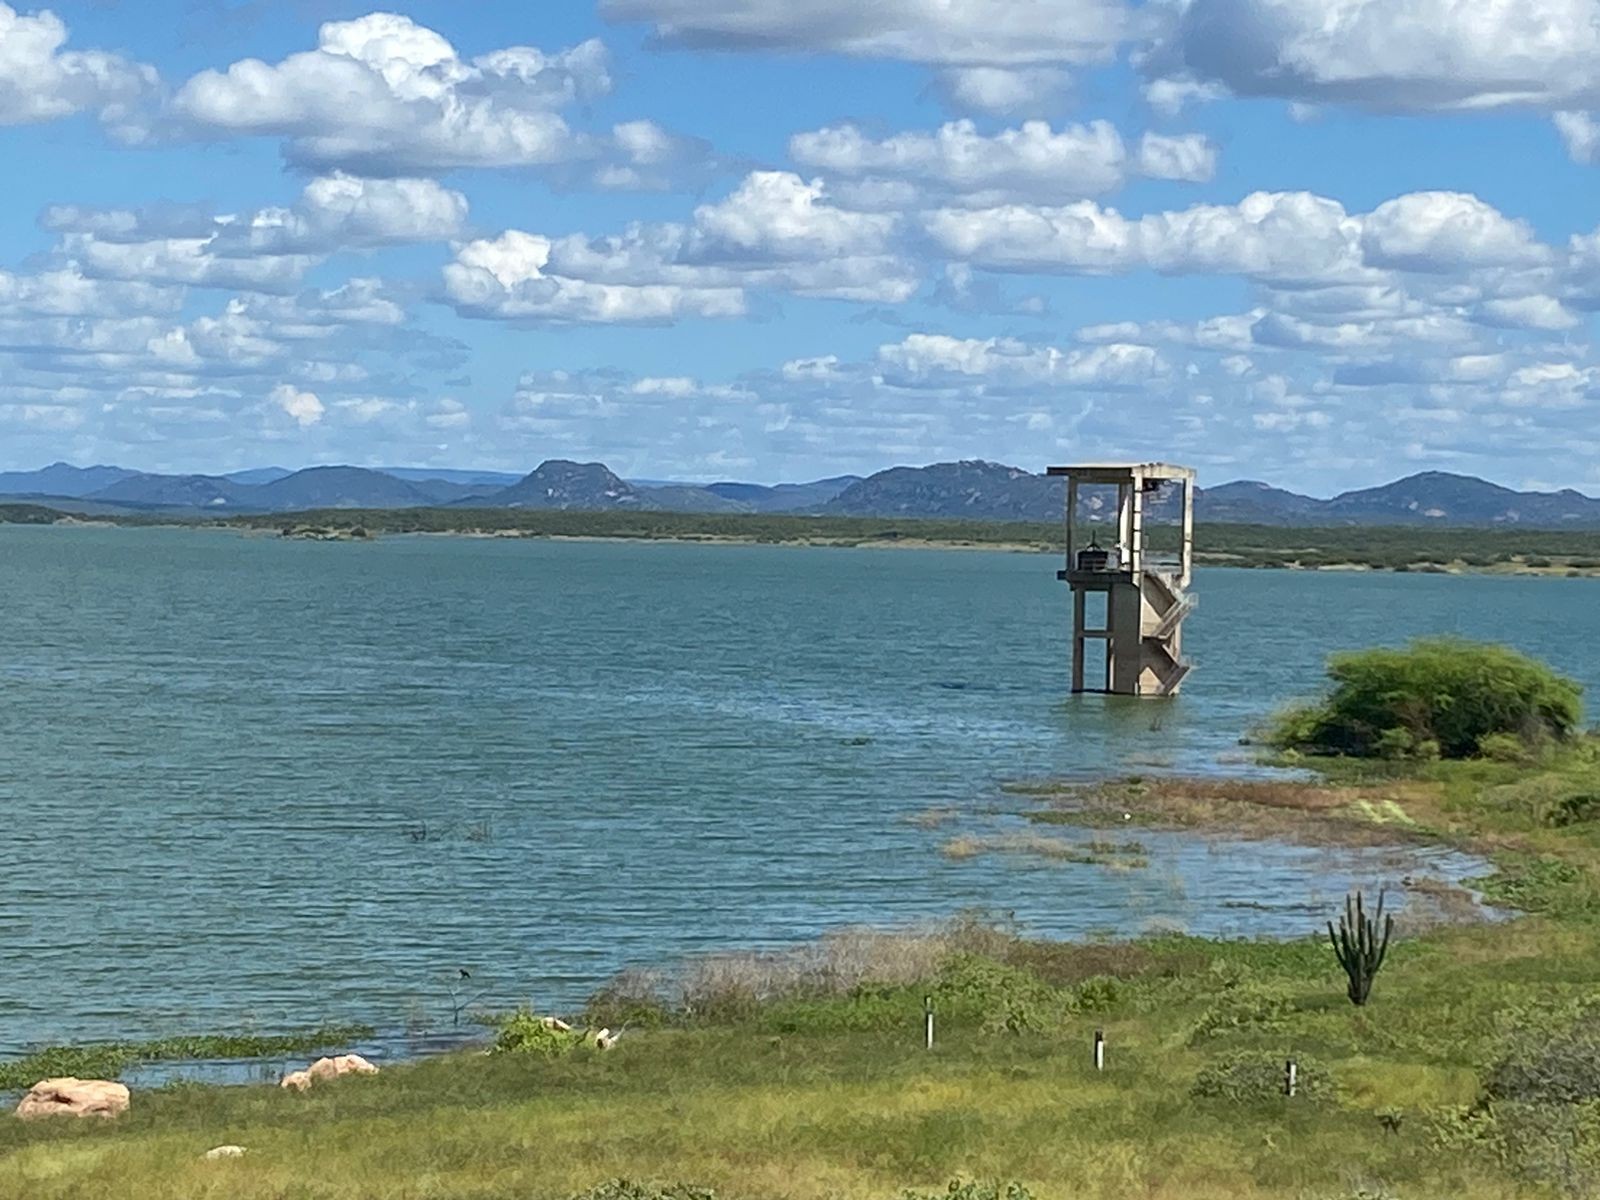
[211,175,469,257]
[270,383,325,427]
[1360,193,1548,272]
[445,170,917,324]
[601,0,1131,67]
[790,120,1129,203]
[1556,111,1600,163]
[1137,132,1217,182]
[935,66,1071,115]
[1474,294,1580,331]
[927,190,1369,283]
[690,171,898,261]
[169,13,630,175]
[928,189,1573,299]
[443,229,747,324]
[1158,0,1600,114]
[0,2,154,127]
[875,333,1167,390]
[0,265,181,318]
[44,175,467,294]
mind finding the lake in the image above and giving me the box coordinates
[1,526,1594,1053]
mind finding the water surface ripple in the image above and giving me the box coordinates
[2,528,1592,1048]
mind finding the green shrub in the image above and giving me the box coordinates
[492,1009,586,1056]
[1488,1013,1600,1105]
[1190,1052,1332,1103]
[1269,639,1583,759]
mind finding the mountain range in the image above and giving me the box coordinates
[4,459,1600,528]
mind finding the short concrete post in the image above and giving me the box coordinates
[1094,1029,1105,1072]
[924,995,934,1051]
[1285,1058,1298,1098]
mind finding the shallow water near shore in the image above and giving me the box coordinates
[1,525,1595,1058]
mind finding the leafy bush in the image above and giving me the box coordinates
[933,955,1066,1035]
[1191,1052,1333,1103]
[492,1010,587,1057]
[1185,982,1298,1044]
[1269,639,1583,759]
[1488,1013,1600,1105]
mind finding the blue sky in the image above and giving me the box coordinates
[1,1,1598,492]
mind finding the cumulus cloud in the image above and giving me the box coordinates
[44,175,468,293]
[164,12,688,180]
[791,119,1128,203]
[1360,193,1548,272]
[790,120,1217,206]
[1556,112,1600,164]
[934,66,1072,115]
[270,383,325,427]
[927,189,1565,293]
[1136,132,1217,182]
[926,190,1369,283]
[0,2,155,128]
[444,171,917,324]
[875,332,1166,390]
[443,229,747,324]
[1155,0,1600,114]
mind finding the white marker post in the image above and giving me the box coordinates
[1094,1029,1105,1072]
[924,995,934,1051]
[1285,1058,1298,1098]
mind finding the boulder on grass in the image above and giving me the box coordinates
[281,1053,378,1091]
[202,1145,247,1160]
[15,1078,130,1120]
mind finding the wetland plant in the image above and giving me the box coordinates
[1329,890,1395,1007]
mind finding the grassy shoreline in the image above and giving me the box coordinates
[8,501,1600,576]
[7,750,1600,1198]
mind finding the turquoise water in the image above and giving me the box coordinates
[1,526,1593,1052]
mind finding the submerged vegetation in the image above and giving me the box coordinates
[1270,639,1584,760]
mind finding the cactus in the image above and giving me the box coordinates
[1328,890,1395,1006]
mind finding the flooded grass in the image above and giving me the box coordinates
[1014,774,1443,848]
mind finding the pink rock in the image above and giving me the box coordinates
[283,1054,378,1091]
[15,1078,130,1120]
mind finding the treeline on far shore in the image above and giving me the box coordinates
[6,501,1600,573]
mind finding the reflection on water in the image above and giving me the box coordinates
[1,527,1592,1052]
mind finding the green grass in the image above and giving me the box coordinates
[11,754,1600,1197]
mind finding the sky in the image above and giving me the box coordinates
[1,1,1598,492]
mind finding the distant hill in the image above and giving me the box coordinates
[825,461,1064,521]
[252,466,480,510]
[0,462,137,497]
[1322,471,1600,526]
[1198,480,1324,524]
[485,460,643,509]
[381,467,523,488]
[88,473,254,509]
[224,467,294,486]
[706,476,861,513]
[8,457,1600,527]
